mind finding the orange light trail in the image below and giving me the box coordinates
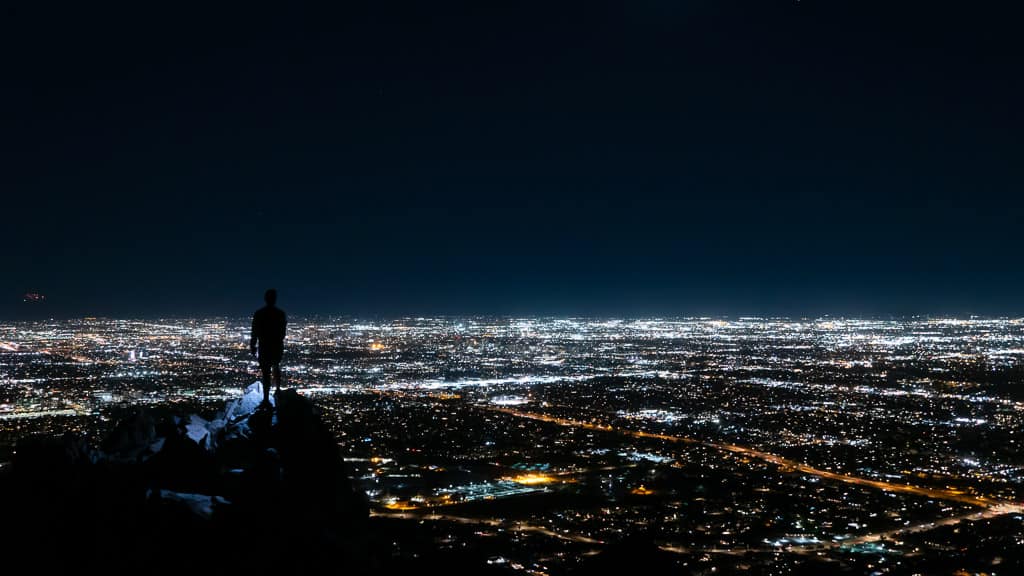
[490,407,1015,509]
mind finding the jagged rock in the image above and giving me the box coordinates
[184,413,213,448]
[224,381,275,422]
[101,408,159,462]
[149,489,230,520]
[0,382,370,575]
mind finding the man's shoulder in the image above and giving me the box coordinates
[254,305,285,318]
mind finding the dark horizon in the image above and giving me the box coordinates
[7,1,1023,320]
[4,292,1024,323]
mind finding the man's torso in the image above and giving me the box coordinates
[253,306,287,351]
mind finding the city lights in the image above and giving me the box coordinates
[2,316,1023,573]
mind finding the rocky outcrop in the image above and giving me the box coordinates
[0,383,370,574]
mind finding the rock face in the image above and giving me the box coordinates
[0,383,370,574]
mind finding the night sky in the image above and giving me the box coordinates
[5,1,1023,318]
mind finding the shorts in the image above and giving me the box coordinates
[258,347,283,369]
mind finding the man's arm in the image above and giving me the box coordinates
[250,314,259,356]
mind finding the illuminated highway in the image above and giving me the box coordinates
[370,510,605,544]
[817,503,1024,550]
[657,505,1024,557]
[491,407,1013,509]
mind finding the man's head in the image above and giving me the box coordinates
[264,289,277,306]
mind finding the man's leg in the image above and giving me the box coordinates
[272,364,282,392]
[260,363,272,404]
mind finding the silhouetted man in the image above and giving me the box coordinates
[251,288,287,405]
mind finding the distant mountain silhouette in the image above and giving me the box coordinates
[0,383,370,574]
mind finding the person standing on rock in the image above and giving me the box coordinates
[250,288,287,406]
